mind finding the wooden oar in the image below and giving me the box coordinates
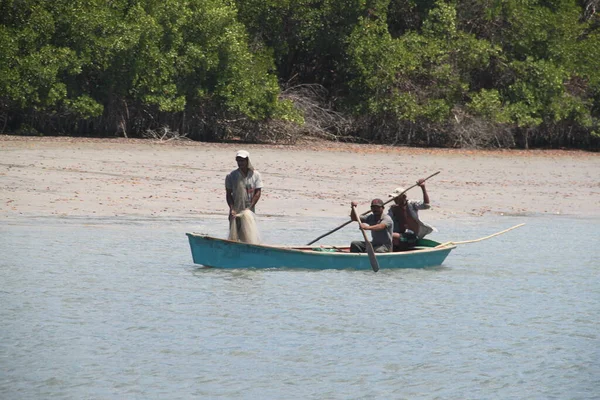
[306,171,440,245]
[352,205,379,272]
[434,223,525,248]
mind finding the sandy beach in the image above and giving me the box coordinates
[1,135,599,220]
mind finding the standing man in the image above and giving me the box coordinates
[349,199,393,253]
[225,150,263,221]
[388,178,436,251]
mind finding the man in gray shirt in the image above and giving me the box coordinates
[349,199,393,253]
[225,150,263,221]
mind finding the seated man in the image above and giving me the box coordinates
[349,199,393,253]
[388,178,436,251]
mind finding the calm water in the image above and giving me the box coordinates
[1,214,598,399]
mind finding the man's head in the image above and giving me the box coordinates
[370,198,385,215]
[389,187,407,204]
[235,150,250,170]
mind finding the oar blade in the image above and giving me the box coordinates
[365,241,380,272]
[352,205,380,272]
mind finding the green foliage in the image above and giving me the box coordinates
[66,95,104,119]
[501,56,596,130]
[422,0,457,39]
[1,0,295,139]
[1,0,598,148]
[467,89,510,123]
[235,0,366,85]
[0,2,77,110]
[346,0,497,127]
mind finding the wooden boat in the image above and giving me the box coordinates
[186,233,456,270]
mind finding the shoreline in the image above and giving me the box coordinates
[1,135,599,220]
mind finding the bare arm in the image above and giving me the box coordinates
[417,178,430,205]
[226,189,235,218]
[362,222,388,231]
[350,201,359,221]
[250,188,261,210]
[362,211,390,231]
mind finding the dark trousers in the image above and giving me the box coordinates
[392,231,418,252]
[350,241,391,253]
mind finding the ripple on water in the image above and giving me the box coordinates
[0,214,598,399]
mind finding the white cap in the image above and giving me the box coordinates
[389,187,406,198]
[236,150,249,159]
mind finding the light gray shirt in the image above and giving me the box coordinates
[360,213,393,247]
[225,169,263,212]
[388,200,436,238]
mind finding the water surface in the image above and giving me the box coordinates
[1,214,598,399]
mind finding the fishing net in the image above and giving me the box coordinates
[232,176,247,214]
[228,209,261,244]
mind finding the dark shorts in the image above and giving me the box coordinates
[400,231,417,243]
[350,241,391,253]
[393,231,417,251]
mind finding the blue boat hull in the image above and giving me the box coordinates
[186,233,455,270]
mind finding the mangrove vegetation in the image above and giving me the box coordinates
[1,0,599,148]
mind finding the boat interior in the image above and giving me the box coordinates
[289,246,431,253]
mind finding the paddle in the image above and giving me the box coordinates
[306,171,441,245]
[434,223,525,248]
[352,205,379,272]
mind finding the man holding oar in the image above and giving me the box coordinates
[306,171,440,246]
[388,178,436,251]
[349,199,393,253]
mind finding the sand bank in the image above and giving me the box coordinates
[1,136,598,220]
